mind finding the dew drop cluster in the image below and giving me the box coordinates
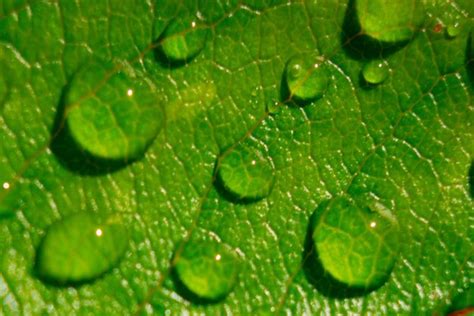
[0,0,467,312]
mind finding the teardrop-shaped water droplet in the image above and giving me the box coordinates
[174,240,240,300]
[157,17,209,63]
[312,197,399,290]
[65,60,164,161]
[446,23,461,38]
[356,0,425,43]
[362,60,389,85]
[284,53,329,104]
[36,212,128,284]
[218,144,275,202]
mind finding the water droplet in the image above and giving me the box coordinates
[157,17,209,63]
[36,212,128,284]
[65,60,164,161]
[2,182,9,190]
[284,53,329,104]
[312,197,399,289]
[266,100,281,114]
[362,60,389,85]
[446,23,461,38]
[174,240,240,300]
[356,0,425,43]
[217,144,275,201]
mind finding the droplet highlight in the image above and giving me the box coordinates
[284,53,329,104]
[157,17,209,63]
[218,144,275,201]
[36,212,128,284]
[174,240,240,301]
[65,60,164,161]
[356,0,425,43]
[312,197,399,290]
[362,60,389,85]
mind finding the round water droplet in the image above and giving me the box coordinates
[362,60,389,84]
[356,0,425,43]
[266,100,281,114]
[312,197,399,289]
[218,145,275,201]
[157,17,209,63]
[284,53,329,104]
[174,240,240,300]
[446,23,461,38]
[65,60,164,161]
[36,212,128,284]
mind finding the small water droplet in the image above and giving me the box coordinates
[446,23,461,38]
[36,212,128,284]
[284,53,329,104]
[2,182,9,190]
[217,144,275,202]
[65,60,164,161]
[362,60,389,85]
[174,240,240,300]
[157,17,209,63]
[356,0,425,42]
[312,197,399,289]
[266,100,281,114]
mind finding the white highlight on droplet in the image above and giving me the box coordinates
[191,21,196,28]
[370,221,377,228]
[251,160,256,165]
[127,89,133,97]
[95,228,103,237]
[215,254,221,261]
[2,182,10,189]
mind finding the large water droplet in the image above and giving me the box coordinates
[362,60,389,84]
[36,212,128,284]
[312,197,399,290]
[284,53,329,104]
[174,240,240,301]
[217,144,275,202]
[356,0,425,43]
[65,60,164,161]
[157,17,209,63]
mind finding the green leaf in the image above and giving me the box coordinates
[0,0,472,314]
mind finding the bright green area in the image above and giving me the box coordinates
[356,0,425,42]
[66,60,164,161]
[174,239,240,300]
[0,0,472,315]
[362,60,389,85]
[157,16,209,62]
[36,212,128,284]
[312,197,399,289]
[284,53,329,103]
[218,141,275,201]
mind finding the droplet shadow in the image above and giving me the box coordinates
[50,85,131,176]
[341,0,410,61]
[302,205,380,298]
